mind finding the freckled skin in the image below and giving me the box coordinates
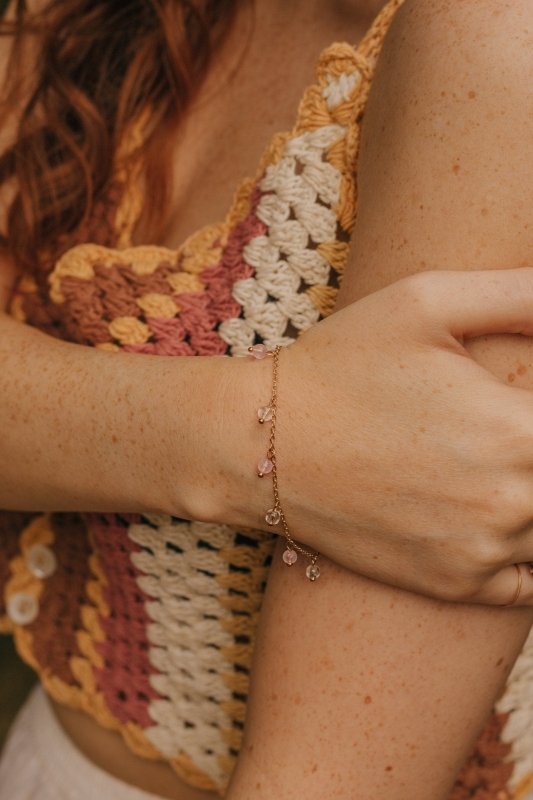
[226,3,533,800]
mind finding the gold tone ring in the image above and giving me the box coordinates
[502,564,523,607]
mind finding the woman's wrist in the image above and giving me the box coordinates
[0,315,275,520]
[157,351,275,530]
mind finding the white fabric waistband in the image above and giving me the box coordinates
[0,685,165,800]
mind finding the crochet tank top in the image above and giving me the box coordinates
[2,2,533,797]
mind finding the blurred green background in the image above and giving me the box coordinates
[0,636,36,751]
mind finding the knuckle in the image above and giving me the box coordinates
[452,530,491,566]
[446,558,488,602]
[472,537,508,573]
[401,271,441,316]
[440,534,504,592]
[484,477,531,535]
[491,409,532,458]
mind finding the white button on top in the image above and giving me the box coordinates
[25,543,57,579]
[6,592,39,626]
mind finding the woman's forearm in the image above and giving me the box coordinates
[0,310,272,518]
[6,269,533,604]
[228,547,533,800]
[227,3,533,798]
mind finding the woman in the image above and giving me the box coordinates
[0,0,532,798]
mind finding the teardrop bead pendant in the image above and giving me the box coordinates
[257,406,273,424]
[306,563,321,581]
[257,457,273,477]
[283,548,298,566]
[248,344,270,360]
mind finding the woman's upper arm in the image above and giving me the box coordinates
[340,0,533,306]
[227,4,533,800]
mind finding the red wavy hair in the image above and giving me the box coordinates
[0,0,239,273]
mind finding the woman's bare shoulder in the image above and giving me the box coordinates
[378,0,532,124]
[338,0,533,304]
[390,0,532,63]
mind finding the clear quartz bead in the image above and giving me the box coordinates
[306,562,321,581]
[265,508,281,526]
[257,406,273,424]
[283,548,298,566]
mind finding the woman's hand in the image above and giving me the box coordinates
[6,257,533,609]
[258,267,533,605]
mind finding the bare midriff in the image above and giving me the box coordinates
[51,699,219,800]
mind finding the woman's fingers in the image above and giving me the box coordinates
[394,268,533,340]
[472,563,533,607]
[282,267,533,604]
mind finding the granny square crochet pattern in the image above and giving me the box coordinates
[1,2,533,797]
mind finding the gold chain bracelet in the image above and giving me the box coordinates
[248,343,321,582]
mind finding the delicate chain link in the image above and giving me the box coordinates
[249,343,321,581]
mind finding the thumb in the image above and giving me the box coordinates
[409,268,533,339]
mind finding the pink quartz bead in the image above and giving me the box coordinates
[283,548,298,566]
[257,457,273,476]
[248,344,270,359]
[265,508,281,526]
